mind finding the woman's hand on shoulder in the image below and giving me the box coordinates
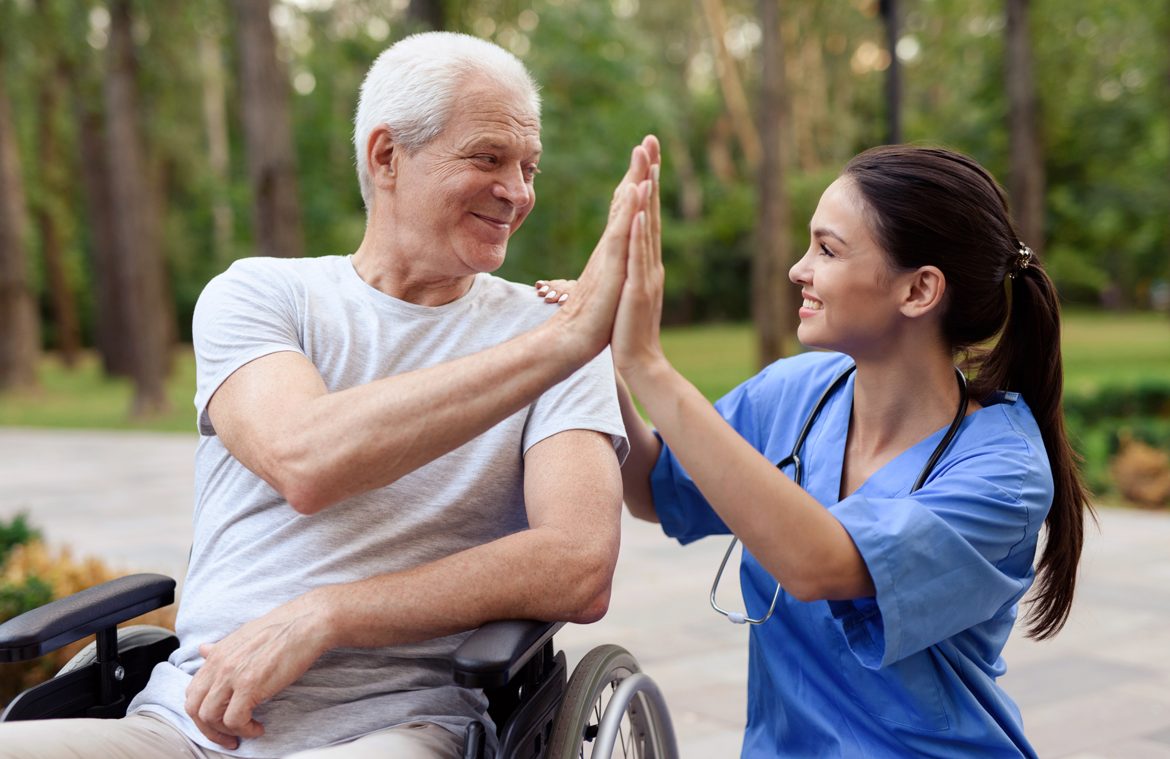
[534,279,577,304]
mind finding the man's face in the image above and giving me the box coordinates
[390,75,541,278]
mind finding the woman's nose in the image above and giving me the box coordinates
[789,249,813,285]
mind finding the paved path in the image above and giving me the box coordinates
[2,428,1169,757]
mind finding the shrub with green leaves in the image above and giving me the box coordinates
[1065,381,1170,498]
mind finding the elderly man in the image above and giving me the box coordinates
[0,32,658,759]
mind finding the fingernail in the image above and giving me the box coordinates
[636,211,646,226]
[547,290,557,299]
[537,285,548,295]
[557,293,568,303]
[651,164,660,183]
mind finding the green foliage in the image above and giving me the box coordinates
[1065,382,1170,493]
[0,513,49,625]
[0,577,53,624]
[0,514,40,567]
[0,0,1167,387]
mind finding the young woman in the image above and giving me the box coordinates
[541,142,1091,757]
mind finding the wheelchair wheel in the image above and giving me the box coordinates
[547,644,674,759]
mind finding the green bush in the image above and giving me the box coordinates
[0,576,52,622]
[1065,381,1170,497]
[0,513,40,567]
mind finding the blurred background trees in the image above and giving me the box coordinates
[0,0,1166,412]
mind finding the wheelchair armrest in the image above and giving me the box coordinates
[0,573,175,663]
[452,619,564,689]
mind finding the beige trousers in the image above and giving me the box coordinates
[0,712,464,759]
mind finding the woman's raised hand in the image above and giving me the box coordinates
[611,137,667,383]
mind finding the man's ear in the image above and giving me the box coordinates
[367,125,398,192]
[900,265,946,319]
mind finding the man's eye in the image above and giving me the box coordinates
[524,165,541,181]
[475,154,498,165]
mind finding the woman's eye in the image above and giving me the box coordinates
[819,243,835,257]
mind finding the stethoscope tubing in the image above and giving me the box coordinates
[711,364,970,625]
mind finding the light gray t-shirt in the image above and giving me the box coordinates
[129,255,627,758]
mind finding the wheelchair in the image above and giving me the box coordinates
[0,573,678,758]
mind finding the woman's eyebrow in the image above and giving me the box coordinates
[812,226,849,246]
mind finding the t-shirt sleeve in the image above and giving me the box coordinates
[827,411,1054,668]
[192,260,305,436]
[651,373,767,544]
[521,347,628,463]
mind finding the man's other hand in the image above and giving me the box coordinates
[184,591,334,749]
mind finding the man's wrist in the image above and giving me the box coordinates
[302,585,343,653]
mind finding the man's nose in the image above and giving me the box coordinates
[493,166,530,206]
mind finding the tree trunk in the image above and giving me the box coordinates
[700,0,762,169]
[1006,0,1045,256]
[0,49,40,391]
[881,0,903,144]
[75,92,131,375]
[105,0,171,415]
[36,59,82,367]
[407,0,446,30]
[754,0,795,368]
[231,0,304,260]
[199,32,234,267]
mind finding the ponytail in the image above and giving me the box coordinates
[971,260,1094,640]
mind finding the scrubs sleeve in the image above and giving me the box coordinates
[827,409,1054,668]
[652,373,765,544]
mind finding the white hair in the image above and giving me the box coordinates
[353,31,541,209]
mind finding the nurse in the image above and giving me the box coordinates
[542,141,1091,757]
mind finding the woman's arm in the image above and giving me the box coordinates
[615,374,661,522]
[610,162,872,602]
[534,279,661,523]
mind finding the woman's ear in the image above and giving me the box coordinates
[900,265,946,318]
[367,125,398,192]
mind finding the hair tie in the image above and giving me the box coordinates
[1009,242,1034,279]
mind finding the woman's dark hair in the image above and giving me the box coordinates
[842,144,1092,640]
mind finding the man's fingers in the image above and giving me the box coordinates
[193,717,240,750]
[607,180,648,245]
[188,683,241,749]
[609,146,652,220]
[223,692,266,739]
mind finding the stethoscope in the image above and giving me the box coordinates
[710,364,970,625]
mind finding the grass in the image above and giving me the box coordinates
[0,309,1166,432]
[1059,309,1170,394]
[0,350,197,433]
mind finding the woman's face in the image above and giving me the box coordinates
[788,177,912,357]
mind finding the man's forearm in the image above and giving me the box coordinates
[312,521,618,651]
[225,319,591,514]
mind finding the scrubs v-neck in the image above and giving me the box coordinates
[652,351,1052,758]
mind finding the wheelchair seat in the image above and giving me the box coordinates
[0,573,676,758]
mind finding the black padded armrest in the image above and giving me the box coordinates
[0,573,175,663]
[452,619,563,689]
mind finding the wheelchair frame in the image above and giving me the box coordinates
[0,573,676,758]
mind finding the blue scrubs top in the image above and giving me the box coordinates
[652,351,1052,758]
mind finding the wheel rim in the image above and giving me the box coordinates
[551,645,665,759]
